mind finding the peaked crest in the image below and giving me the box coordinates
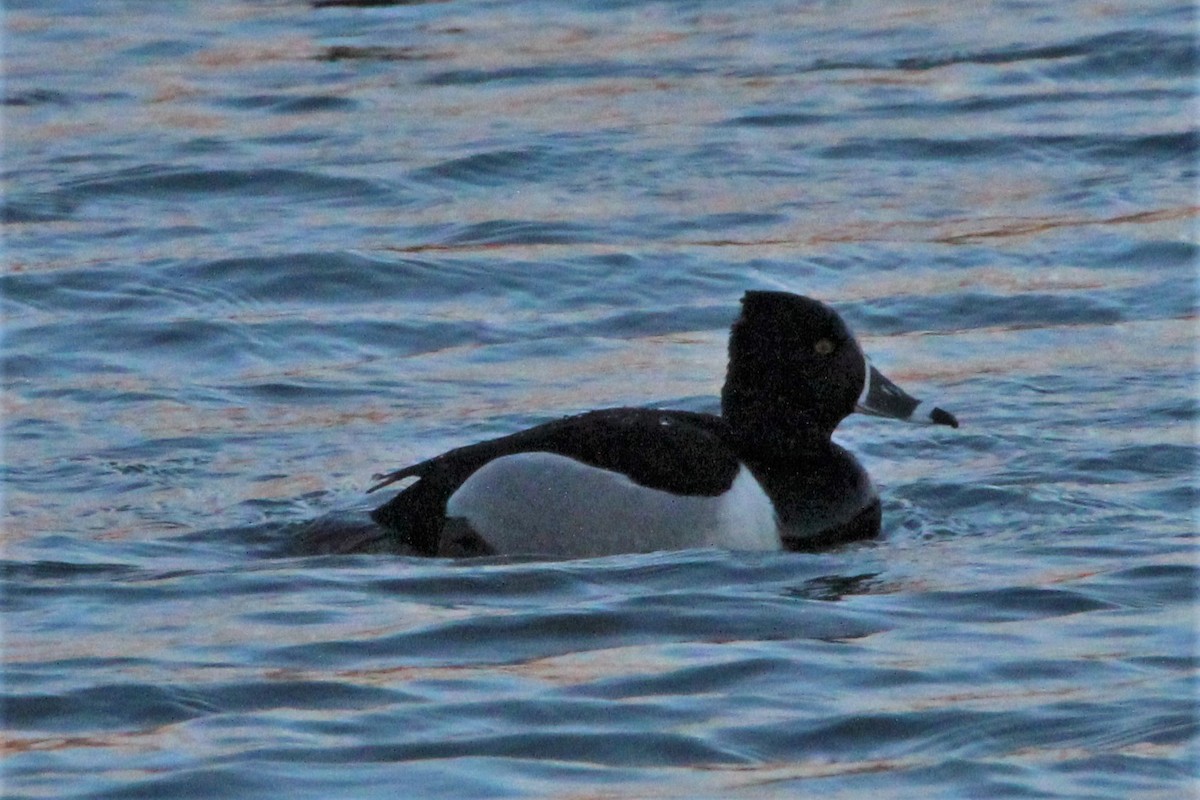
[721,292,868,450]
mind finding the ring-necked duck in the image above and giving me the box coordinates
[368,291,957,558]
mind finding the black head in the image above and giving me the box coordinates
[720,291,958,455]
[721,292,866,450]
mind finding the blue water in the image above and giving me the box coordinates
[3,0,1197,797]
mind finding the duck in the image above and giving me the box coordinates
[367,291,958,558]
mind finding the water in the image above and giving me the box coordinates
[3,0,1197,797]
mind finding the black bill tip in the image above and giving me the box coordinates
[930,407,959,428]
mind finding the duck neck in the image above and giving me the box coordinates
[720,385,837,460]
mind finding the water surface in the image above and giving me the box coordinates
[3,0,1197,797]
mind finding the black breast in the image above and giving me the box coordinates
[742,442,881,550]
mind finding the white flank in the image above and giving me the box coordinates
[445,452,779,558]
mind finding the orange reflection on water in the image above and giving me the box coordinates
[375,202,1197,263]
[933,205,1199,245]
[267,641,689,692]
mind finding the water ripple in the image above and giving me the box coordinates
[4,1,1195,798]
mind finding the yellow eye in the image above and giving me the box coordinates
[814,338,835,355]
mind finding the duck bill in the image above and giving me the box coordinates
[855,361,959,428]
